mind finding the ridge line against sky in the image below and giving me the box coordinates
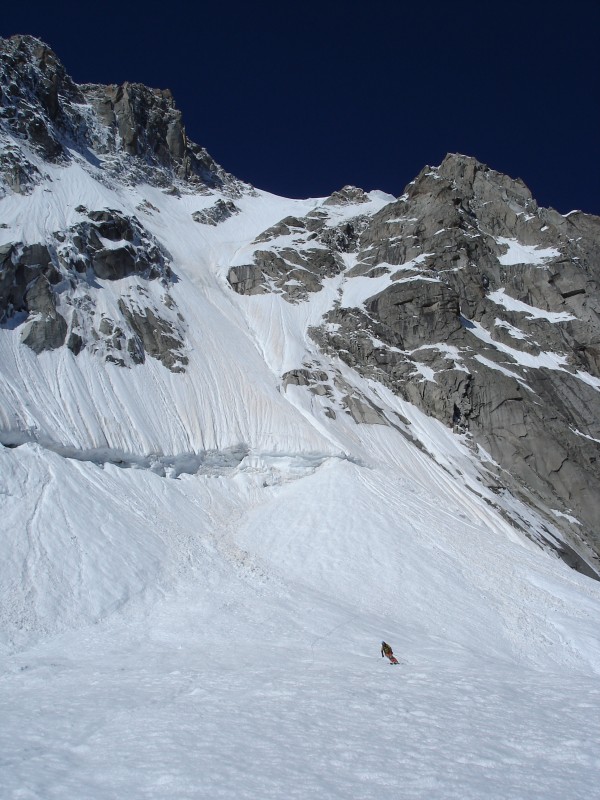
[1,0,599,214]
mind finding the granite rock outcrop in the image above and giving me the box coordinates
[235,158,600,575]
[0,34,245,194]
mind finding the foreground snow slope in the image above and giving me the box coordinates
[2,430,600,799]
[2,167,600,798]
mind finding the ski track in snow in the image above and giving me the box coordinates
[1,165,600,798]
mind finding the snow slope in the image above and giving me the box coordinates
[1,165,600,799]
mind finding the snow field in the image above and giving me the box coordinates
[1,163,600,798]
[1,515,600,800]
[2,422,600,798]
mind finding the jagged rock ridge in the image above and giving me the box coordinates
[0,34,245,194]
[0,34,242,369]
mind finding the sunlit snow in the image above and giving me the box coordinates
[495,236,560,266]
[1,162,600,800]
[488,288,576,322]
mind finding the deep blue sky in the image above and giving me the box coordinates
[2,1,599,214]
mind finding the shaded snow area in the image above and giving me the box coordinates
[1,167,600,799]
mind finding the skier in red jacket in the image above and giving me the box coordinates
[381,641,399,664]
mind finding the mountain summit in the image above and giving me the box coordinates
[0,34,242,193]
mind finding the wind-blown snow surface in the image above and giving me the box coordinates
[2,167,600,799]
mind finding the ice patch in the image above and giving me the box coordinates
[463,317,570,371]
[489,289,576,322]
[410,363,437,383]
[340,255,435,309]
[496,237,560,266]
[473,355,530,386]
[570,428,600,445]
[494,319,530,340]
[551,509,581,525]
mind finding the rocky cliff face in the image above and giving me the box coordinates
[0,200,187,370]
[1,35,599,577]
[0,35,243,194]
[0,35,246,369]
[230,159,600,576]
